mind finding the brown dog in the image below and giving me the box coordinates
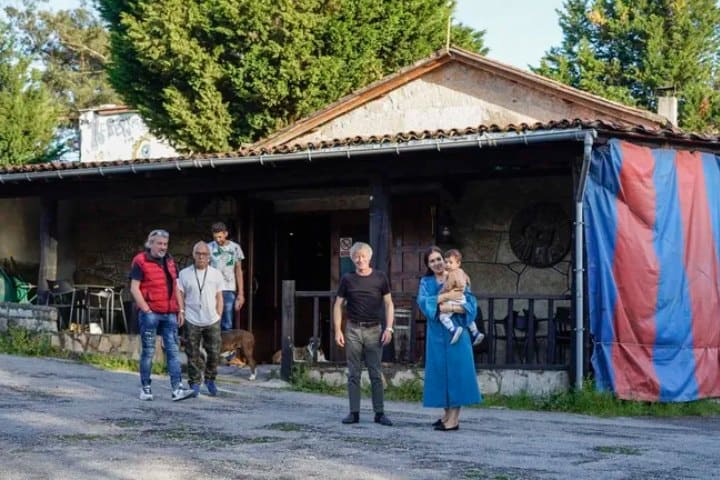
[221,329,257,380]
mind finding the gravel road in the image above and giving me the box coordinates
[1,354,718,479]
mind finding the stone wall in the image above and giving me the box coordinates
[0,198,41,271]
[0,303,155,361]
[70,195,240,287]
[50,332,161,361]
[0,302,58,333]
[305,364,568,397]
[451,175,573,320]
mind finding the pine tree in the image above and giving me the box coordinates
[97,0,488,152]
[0,23,61,166]
[4,0,120,117]
[535,0,720,132]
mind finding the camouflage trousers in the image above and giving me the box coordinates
[184,321,221,386]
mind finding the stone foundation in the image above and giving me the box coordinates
[50,332,153,360]
[305,364,568,397]
[0,303,58,333]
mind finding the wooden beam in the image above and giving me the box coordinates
[369,174,396,362]
[280,280,296,381]
[369,174,391,274]
[37,197,58,302]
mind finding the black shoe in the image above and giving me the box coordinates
[374,413,393,426]
[432,419,443,428]
[434,423,459,431]
[342,412,359,424]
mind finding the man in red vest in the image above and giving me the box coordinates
[130,229,194,402]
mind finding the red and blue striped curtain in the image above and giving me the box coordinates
[585,138,720,402]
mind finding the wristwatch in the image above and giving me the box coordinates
[385,327,394,333]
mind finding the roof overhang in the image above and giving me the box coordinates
[0,128,593,185]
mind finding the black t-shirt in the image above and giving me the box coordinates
[336,270,390,323]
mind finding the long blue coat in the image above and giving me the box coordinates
[418,275,482,408]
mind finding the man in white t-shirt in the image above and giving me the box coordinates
[177,241,224,397]
[208,222,245,331]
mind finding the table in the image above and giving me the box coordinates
[76,284,128,334]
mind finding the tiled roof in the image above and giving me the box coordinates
[253,47,670,149]
[0,119,718,177]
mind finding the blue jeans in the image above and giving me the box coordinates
[139,312,182,389]
[220,291,236,331]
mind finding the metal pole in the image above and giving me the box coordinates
[574,131,595,390]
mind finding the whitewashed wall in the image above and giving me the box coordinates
[78,109,179,163]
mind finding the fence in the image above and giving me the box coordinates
[280,280,575,379]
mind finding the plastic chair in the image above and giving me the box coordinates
[46,279,82,330]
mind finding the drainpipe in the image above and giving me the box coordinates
[574,131,595,390]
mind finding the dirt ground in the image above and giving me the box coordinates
[1,354,718,480]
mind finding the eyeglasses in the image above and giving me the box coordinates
[194,252,210,257]
[148,229,169,238]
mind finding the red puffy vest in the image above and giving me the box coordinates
[132,252,179,313]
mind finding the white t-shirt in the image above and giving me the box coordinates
[177,265,224,327]
[207,240,245,291]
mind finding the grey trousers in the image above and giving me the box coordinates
[345,323,384,414]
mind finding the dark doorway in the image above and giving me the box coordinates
[277,213,331,353]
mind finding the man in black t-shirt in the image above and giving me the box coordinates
[333,242,394,426]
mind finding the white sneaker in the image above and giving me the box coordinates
[171,385,195,402]
[139,386,153,401]
[450,326,463,344]
[472,331,485,346]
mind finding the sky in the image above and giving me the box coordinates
[455,0,564,69]
[5,0,566,71]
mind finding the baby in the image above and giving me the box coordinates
[438,249,485,346]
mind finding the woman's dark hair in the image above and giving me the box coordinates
[422,245,444,276]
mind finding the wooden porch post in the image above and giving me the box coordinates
[280,280,295,381]
[369,175,391,273]
[246,208,255,332]
[37,197,58,303]
[369,174,395,361]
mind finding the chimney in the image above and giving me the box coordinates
[656,86,678,127]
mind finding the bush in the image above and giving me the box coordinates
[0,327,62,356]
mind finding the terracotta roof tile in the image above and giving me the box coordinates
[0,119,717,177]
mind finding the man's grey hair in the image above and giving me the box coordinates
[349,242,372,259]
[145,229,169,248]
[192,241,210,255]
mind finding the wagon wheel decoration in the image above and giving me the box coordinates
[509,202,571,268]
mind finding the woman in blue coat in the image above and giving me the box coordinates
[417,246,482,430]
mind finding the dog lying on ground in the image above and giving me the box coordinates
[220,329,257,380]
[271,337,328,364]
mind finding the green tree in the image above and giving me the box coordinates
[535,0,720,132]
[0,23,61,167]
[4,0,120,118]
[97,0,487,152]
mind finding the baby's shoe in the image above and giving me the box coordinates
[450,326,463,344]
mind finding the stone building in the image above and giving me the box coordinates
[2,47,714,378]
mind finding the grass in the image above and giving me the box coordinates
[480,380,720,417]
[0,327,165,375]
[289,364,345,396]
[288,362,720,417]
[0,327,62,357]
